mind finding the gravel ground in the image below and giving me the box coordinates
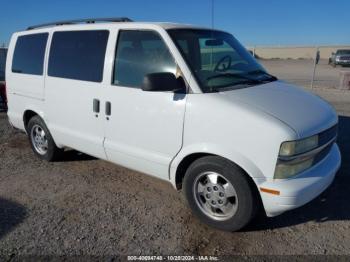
[0,88,349,257]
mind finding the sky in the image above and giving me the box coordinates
[0,0,350,47]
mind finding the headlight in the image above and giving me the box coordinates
[335,56,340,61]
[275,135,319,179]
[274,158,314,179]
[275,125,337,179]
[279,135,318,156]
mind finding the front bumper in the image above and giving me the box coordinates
[257,143,341,217]
[336,60,350,65]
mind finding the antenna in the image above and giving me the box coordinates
[210,0,214,69]
[211,0,214,29]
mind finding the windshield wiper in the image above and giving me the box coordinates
[207,77,264,93]
[206,73,263,83]
[206,72,278,92]
[212,80,261,91]
[247,69,278,81]
[207,72,277,86]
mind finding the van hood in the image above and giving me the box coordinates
[221,81,338,138]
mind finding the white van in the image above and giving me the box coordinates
[6,18,341,231]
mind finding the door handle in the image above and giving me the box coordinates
[93,99,100,115]
[105,101,111,118]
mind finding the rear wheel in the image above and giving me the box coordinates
[27,116,63,161]
[183,156,258,231]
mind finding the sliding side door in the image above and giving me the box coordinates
[45,29,109,158]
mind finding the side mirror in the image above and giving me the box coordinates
[142,72,181,92]
[331,52,335,55]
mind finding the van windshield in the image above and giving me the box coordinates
[168,29,277,93]
[336,50,350,55]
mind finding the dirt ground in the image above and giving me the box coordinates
[0,87,349,257]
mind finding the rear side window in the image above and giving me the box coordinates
[48,30,109,82]
[12,33,48,75]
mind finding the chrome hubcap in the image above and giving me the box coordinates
[193,172,238,221]
[30,124,48,155]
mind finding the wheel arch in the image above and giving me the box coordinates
[23,110,38,130]
[171,144,266,191]
[22,103,49,131]
[174,152,214,190]
[23,108,46,132]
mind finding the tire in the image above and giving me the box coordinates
[27,115,63,161]
[183,156,258,231]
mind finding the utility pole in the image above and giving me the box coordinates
[210,0,214,69]
[311,46,319,89]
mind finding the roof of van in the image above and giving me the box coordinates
[149,22,212,30]
[23,18,214,32]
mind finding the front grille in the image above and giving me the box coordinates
[318,124,337,146]
[312,124,337,166]
[313,142,333,166]
[339,56,350,60]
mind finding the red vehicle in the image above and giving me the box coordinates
[0,48,7,111]
[0,82,7,112]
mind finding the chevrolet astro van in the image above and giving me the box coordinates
[6,18,341,231]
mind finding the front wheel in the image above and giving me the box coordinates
[183,156,258,231]
[27,116,63,161]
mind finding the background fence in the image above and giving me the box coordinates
[248,45,350,89]
[248,45,350,60]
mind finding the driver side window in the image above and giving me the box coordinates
[113,30,177,88]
